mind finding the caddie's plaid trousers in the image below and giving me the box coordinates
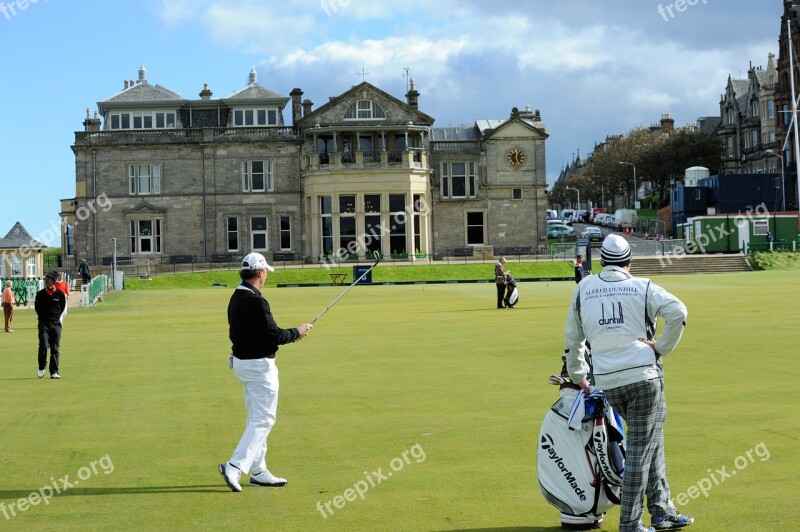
[603,378,673,532]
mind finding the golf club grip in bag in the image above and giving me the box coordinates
[537,384,625,530]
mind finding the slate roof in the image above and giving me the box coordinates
[0,222,47,250]
[226,84,288,102]
[100,82,185,105]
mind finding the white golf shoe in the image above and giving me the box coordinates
[250,469,287,487]
[218,462,242,492]
[37,369,45,378]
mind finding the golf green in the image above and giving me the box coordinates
[0,270,796,530]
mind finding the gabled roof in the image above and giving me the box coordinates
[299,82,434,126]
[0,222,47,250]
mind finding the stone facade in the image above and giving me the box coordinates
[62,69,548,267]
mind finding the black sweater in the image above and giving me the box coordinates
[228,283,299,359]
[35,288,66,323]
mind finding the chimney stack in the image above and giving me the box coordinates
[138,65,147,84]
[660,113,675,134]
[199,83,213,100]
[83,107,101,132]
[290,88,303,129]
[124,80,129,90]
[302,98,313,117]
[249,68,258,85]
[406,78,420,109]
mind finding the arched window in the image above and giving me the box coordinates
[344,100,386,120]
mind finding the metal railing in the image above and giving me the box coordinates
[81,274,109,307]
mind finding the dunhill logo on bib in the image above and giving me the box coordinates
[598,302,624,325]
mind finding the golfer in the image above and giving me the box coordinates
[219,252,312,492]
[564,234,693,531]
[2,280,14,333]
[35,272,67,379]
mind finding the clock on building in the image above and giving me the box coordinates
[507,148,526,167]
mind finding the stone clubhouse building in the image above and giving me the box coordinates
[62,67,549,269]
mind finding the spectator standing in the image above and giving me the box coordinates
[79,259,91,284]
[2,280,14,333]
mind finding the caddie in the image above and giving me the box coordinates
[564,234,693,532]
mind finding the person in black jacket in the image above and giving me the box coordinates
[219,252,312,492]
[574,255,585,284]
[35,272,66,379]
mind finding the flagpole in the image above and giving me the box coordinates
[788,20,800,229]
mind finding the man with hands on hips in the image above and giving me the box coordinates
[564,235,692,532]
[219,252,312,492]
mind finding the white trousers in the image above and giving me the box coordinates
[229,357,279,475]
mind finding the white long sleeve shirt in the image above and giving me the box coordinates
[564,265,688,390]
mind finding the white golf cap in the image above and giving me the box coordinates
[241,252,274,272]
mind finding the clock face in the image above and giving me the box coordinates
[507,148,526,167]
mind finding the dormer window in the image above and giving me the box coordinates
[110,111,175,130]
[344,100,385,120]
[234,108,278,126]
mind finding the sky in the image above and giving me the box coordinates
[0,0,785,246]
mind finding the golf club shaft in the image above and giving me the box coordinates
[311,253,380,325]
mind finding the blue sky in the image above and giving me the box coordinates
[0,0,784,245]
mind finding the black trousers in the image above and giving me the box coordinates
[496,283,506,308]
[38,321,62,375]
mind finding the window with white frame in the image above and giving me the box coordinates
[65,224,74,256]
[441,162,477,198]
[111,111,175,130]
[344,100,386,120]
[320,196,333,255]
[227,217,239,252]
[241,161,273,192]
[251,217,268,250]
[129,163,161,195]
[10,253,22,277]
[753,219,769,236]
[280,216,291,250]
[27,255,36,277]
[233,108,278,126]
[768,100,775,119]
[129,219,162,254]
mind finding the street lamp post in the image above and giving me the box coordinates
[566,186,580,218]
[765,149,786,212]
[110,238,117,289]
[619,161,637,209]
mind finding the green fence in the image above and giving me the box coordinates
[82,275,109,307]
[0,278,42,307]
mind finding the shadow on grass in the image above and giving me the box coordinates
[0,484,226,499]
[431,528,565,532]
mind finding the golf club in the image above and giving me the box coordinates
[310,250,381,325]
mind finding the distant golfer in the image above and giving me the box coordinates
[494,257,508,309]
[219,252,313,492]
[564,234,693,531]
[35,272,66,379]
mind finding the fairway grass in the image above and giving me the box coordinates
[0,271,797,530]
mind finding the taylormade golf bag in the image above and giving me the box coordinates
[503,273,518,308]
[537,361,626,529]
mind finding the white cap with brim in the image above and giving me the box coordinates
[600,234,632,265]
[242,252,274,272]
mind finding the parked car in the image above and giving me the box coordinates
[548,225,576,239]
[580,226,604,242]
[594,213,610,226]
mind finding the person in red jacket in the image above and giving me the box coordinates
[54,272,70,324]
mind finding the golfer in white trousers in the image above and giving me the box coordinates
[219,252,312,492]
